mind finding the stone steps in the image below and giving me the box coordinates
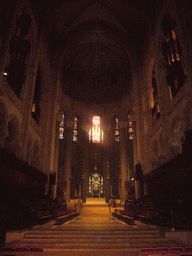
[24,234,164,239]
[11,242,176,250]
[5,205,183,255]
[23,231,165,241]
[10,229,177,251]
[24,229,163,236]
[17,238,169,244]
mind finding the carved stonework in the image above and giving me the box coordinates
[161,13,186,98]
[4,11,31,98]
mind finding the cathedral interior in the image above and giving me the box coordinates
[0,0,192,241]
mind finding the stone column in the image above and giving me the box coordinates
[120,126,128,200]
[64,123,73,200]
[155,59,172,158]
[52,112,62,199]
[103,129,111,203]
[20,58,39,159]
[135,161,144,200]
[132,76,147,197]
[81,130,89,203]
[132,74,149,174]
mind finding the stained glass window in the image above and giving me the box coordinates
[101,129,104,142]
[59,111,64,139]
[92,116,100,143]
[128,115,133,139]
[89,116,103,143]
[115,116,120,141]
[73,115,78,141]
[89,129,92,142]
[89,173,104,198]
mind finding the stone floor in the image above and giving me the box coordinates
[2,199,189,256]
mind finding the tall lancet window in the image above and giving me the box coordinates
[92,116,100,143]
[128,115,133,139]
[73,115,78,141]
[59,111,65,139]
[101,130,104,142]
[161,14,186,98]
[89,129,92,142]
[115,116,120,141]
[89,116,103,143]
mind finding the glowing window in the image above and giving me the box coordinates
[89,173,104,198]
[101,129,104,142]
[92,116,100,143]
[115,116,120,141]
[128,115,133,139]
[73,115,78,141]
[89,129,92,142]
[89,116,104,143]
[59,111,64,139]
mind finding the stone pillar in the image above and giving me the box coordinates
[64,125,73,200]
[135,162,144,200]
[120,127,128,200]
[132,74,149,175]
[82,131,89,203]
[103,130,111,203]
[52,112,62,199]
[155,59,172,158]
[20,59,39,160]
[132,120,137,199]
[132,75,148,196]
[132,119,137,162]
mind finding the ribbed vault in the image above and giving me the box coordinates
[36,0,154,103]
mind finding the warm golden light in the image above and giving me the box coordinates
[92,116,100,143]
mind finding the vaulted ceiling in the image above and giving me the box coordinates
[36,0,158,103]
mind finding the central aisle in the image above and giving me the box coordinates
[8,203,179,256]
[60,204,131,231]
[30,202,136,232]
